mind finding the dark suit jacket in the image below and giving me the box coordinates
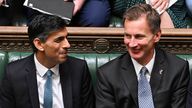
[96,48,189,108]
[0,54,95,108]
[186,70,192,108]
[0,6,12,26]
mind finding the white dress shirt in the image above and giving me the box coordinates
[131,50,156,82]
[34,54,64,108]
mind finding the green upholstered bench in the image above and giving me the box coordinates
[0,51,7,80]
[0,51,192,85]
[0,51,121,85]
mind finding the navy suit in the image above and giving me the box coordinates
[96,47,190,108]
[0,54,95,108]
[71,0,111,27]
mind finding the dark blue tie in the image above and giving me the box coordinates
[44,70,53,108]
[138,67,154,108]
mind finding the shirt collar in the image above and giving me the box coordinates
[131,50,156,76]
[34,54,59,77]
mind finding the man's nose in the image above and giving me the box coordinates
[62,39,71,48]
[129,38,138,47]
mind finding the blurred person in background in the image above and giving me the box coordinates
[0,0,12,26]
[7,0,111,27]
[69,0,111,27]
[110,0,191,28]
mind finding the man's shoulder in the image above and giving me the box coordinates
[5,55,34,76]
[98,53,128,71]
[66,56,86,63]
[157,48,188,68]
[7,54,34,67]
[159,48,186,63]
[60,56,87,68]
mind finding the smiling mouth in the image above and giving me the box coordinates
[59,50,68,54]
[130,48,140,53]
[58,52,67,57]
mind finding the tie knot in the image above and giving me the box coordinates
[140,67,148,75]
[46,70,53,77]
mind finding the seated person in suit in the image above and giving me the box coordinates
[0,14,95,108]
[69,0,111,27]
[96,3,190,108]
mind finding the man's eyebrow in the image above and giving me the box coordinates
[124,32,130,35]
[135,34,145,36]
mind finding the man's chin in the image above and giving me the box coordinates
[58,56,68,63]
[130,53,142,61]
[130,51,141,57]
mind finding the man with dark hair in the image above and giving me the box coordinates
[0,14,95,108]
[96,3,189,108]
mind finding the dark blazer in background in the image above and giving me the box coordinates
[96,47,190,108]
[6,0,40,26]
[0,54,95,108]
[0,0,12,26]
[0,6,12,26]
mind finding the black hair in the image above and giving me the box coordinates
[28,14,68,52]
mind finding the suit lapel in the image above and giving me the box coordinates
[120,53,139,106]
[59,59,73,108]
[150,48,166,95]
[25,55,40,108]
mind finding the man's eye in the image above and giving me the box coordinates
[136,36,144,39]
[125,35,131,39]
[135,35,145,40]
[54,37,65,43]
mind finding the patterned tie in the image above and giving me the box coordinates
[44,70,53,108]
[138,67,154,108]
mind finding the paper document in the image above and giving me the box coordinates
[1,0,9,7]
[23,0,74,21]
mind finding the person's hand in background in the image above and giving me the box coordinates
[73,0,85,15]
[0,0,4,6]
[150,0,169,14]
[64,0,85,16]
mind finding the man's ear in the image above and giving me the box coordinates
[33,38,44,51]
[154,31,161,43]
